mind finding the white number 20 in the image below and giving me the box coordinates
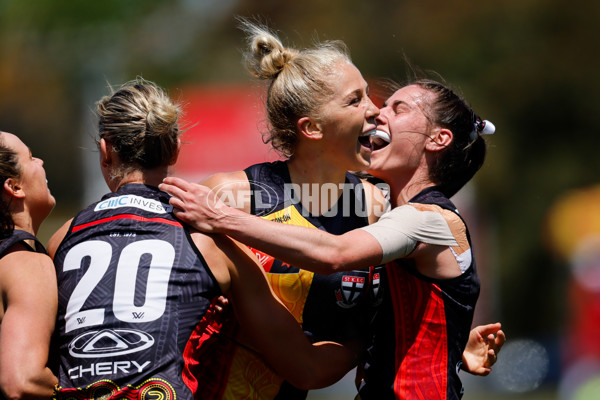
[63,239,175,333]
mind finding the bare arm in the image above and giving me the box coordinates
[160,177,384,274]
[0,249,58,400]
[193,232,357,389]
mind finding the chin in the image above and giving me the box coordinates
[45,196,57,214]
[351,161,370,174]
[366,164,386,180]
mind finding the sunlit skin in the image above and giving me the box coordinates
[368,85,449,207]
[298,61,378,174]
[0,131,58,400]
[285,61,380,215]
[159,83,506,380]
[0,132,55,234]
[201,60,384,219]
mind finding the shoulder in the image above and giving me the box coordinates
[47,218,74,259]
[189,231,232,293]
[0,244,56,320]
[200,170,249,190]
[0,244,56,289]
[201,171,251,212]
[408,203,466,236]
[359,179,390,224]
[0,247,54,268]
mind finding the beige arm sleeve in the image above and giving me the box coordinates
[359,204,459,263]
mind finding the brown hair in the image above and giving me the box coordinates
[411,79,487,197]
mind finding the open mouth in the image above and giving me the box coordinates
[358,134,372,149]
[370,130,391,151]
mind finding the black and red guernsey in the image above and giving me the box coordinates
[358,187,480,400]
[52,184,222,400]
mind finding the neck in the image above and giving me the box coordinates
[384,166,434,208]
[111,166,169,192]
[286,152,349,216]
[287,157,347,186]
[388,180,433,207]
[11,208,38,236]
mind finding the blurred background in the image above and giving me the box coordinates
[2,0,599,398]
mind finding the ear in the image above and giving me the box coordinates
[297,116,324,141]
[169,137,182,166]
[425,128,453,151]
[100,138,112,167]
[3,177,24,199]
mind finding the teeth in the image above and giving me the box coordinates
[369,130,390,143]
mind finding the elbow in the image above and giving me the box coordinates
[311,261,339,276]
[283,369,324,391]
[1,372,56,400]
[2,382,31,400]
[310,249,348,275]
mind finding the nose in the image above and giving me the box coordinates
[375,109,387,127]
[34,157,44,166]
[365,96,380,120]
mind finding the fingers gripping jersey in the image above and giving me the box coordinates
[194,162,382,400]
[53,184,222,400]
[358,187,480,400]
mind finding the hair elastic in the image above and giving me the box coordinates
[469,119,495,142]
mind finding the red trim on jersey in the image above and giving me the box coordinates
[72,214,182,232]
[247,246,275,272]
[387,262,448,400]
[182,297,237,400]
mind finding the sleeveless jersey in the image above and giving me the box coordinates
[52,184,222,400]
[0,229,47,256]
[196,161,382,400]
[357,187,480,400]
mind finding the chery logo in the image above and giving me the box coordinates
[68,328,155,358]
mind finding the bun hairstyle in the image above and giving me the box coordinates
[0,135,20,239]
[238,17,352,157]
[96,78,182,175]
[414,79,491,198]
[240,20,299,80]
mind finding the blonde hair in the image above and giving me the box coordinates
[96,78,181,177]
[239,18,352,157]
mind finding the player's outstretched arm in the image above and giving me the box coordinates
[161,177,383,275]
[193,232,358,389]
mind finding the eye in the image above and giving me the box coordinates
[349,96,361,106]
[393,103,410,115]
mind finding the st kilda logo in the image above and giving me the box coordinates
[335,275,366,308]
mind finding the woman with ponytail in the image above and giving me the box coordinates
[48,79,359,400]
[177,18,387,400]
[161,76,504,399]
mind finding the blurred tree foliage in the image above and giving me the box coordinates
[1,0,598,346]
